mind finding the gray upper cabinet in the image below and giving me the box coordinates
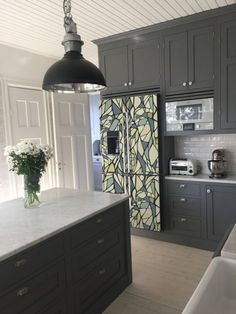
[165,32,188,93]
[99,38,160,95]
[220,20,236,129]
[99,46,129,94]
[128,39,160,91]
[164,26,214,94]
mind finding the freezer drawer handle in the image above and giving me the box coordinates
[17,287,29,297]
[96,218,103,224]
[15,258,27,268]
[97,238,105,245]
[98,268,106,275]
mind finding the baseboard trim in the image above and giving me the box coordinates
[131,228,217,252]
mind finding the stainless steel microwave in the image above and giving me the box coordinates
[165,98,214,132]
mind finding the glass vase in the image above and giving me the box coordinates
[24,174,41,208]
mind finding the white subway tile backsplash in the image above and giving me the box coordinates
[174,134,236,175]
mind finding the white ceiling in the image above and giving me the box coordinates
[0,0,235,65]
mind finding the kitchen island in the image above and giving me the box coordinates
[0,188,131,314]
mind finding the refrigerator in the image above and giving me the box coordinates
[100,94,160,231]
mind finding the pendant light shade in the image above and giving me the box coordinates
[43,51,106,93]
[42,0,106,93]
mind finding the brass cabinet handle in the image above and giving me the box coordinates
[98,268,106,275]
[96,218,103,224]
[17,287,29,297]
[97,238,105,245]
[180,218,187,222]
[15,258,27,268]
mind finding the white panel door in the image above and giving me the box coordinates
[8,86,50,197]
[53,93,94,191]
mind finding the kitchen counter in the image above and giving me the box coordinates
[221,224,236,259]
[0,188,129,263]
[165,174,236,184]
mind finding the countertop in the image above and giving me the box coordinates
[165,174,236,184]
[0,188,129,263]
[221,224,236,259]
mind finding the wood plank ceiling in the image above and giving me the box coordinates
[0,0,235,64]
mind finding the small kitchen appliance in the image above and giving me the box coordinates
[169,158,198,176]
[208,149,226,178]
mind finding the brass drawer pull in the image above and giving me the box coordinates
[179,184,185,189]
[97,238,105,245]
[15,259,27,268]
[17,287,29,297]
[180,198,186,202]
[98,268,106,275]
[96,218,103,224]
[180,218,187,222]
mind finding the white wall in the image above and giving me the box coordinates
[0,44,56,202]
[0,43,56,81]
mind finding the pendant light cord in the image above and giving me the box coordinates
[63,0,77,33]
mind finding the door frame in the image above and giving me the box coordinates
[1,77,55,198]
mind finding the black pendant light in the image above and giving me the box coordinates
[42,0,106,93]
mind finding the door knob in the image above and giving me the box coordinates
[188,81,193,86]
[57,161,66,171]
[124,82,128,87]
[207,189,211,194]
[128,81,132,86]
[182,82,187,87]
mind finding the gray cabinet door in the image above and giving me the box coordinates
[207,185,236,241]
[220,20,236,129]
[188,26,214,90]
[128,39,160,90]
[100,46,129,94]
[164,32,188,93]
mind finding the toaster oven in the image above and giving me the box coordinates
[169,158,198,176]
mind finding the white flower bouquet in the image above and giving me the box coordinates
[4,140,53,208]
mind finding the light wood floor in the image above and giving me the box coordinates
[104,236,212,314]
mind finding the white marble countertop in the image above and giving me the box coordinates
[221,225,236,259]
[0,188,129,263]
[165,174,236,184]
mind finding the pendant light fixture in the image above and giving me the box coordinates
[42,0,106,93]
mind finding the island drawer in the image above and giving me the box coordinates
[69,203,124,248]
[74,253,125,313]
[0,236,64,293]
[170,216,201,238]
[168,196,201,217]
[71,224,124,277]
[0,260,66,314]
[167,181,201,196]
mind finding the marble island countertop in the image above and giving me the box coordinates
[0,188,129,263]
[165,174,236,184]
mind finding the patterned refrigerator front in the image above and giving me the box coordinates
[100,95,160,231]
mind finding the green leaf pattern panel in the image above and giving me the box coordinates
[100,95,160,231]
[100,98,125,194]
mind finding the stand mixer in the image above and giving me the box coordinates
[208,149,226,178]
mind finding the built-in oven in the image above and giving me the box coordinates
[165,97,214,132]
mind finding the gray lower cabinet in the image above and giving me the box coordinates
[99,38,160,95]
[0,201,131,314]
[166,179,236,246]
[166,181,203,238]
[220,19,236,130]
[206,184,236,241]
[164,26,214,94]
